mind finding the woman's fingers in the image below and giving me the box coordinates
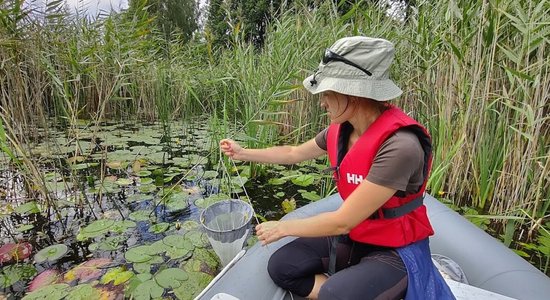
[219,139,235,156]
[256,221,282,245]
[219,139,242,159]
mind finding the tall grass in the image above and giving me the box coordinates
[0,0,548,268]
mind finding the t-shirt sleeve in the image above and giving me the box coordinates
[315,127,329,151]
[366,129,425,193]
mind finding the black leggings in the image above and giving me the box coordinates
[267,236,408,300]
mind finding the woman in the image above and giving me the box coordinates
[220,36,454,300]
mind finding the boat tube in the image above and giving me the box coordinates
[197,193,550,300]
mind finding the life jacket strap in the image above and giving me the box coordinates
[369,195,424,219]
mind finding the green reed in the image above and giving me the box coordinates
[0,0,548,270]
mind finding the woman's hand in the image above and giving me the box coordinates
[220,139,244,160]
[256,221,286,245]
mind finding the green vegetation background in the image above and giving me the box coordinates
[1,0,548,274]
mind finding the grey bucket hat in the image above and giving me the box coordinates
[303,36,402,101]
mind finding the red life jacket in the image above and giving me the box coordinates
[326,106,434,247]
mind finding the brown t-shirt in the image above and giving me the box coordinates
[315,127,425,193]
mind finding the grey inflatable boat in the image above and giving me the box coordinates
[196,194,550,300]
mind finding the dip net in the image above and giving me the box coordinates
[200,199,254,266]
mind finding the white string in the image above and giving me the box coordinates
[218,150,262,228]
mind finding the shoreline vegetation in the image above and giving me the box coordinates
[1,0,548,286]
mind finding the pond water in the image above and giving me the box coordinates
[0,119,330,299]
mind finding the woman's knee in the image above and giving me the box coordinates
[267,249,294,286]
[318,279,343,300]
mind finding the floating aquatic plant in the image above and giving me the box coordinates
[268,177,286,185]
[137,170,152,177]
[129,275,164,300]
[281,198,297,214]
[185,231,210,248]
[77,219,136,241]
[138,184,157,193]
[291,174,315,187]
[128,210,153,222]
[107,161,128,170]
[66,284,102,299]
[161,192,190,211]
[15,224,35,234]
[63,258,112,283]
[124,246,156,264]
[14,202,40,215]
[77,219,115,241]
[138,177,154,185]
[155,268,188,288]
[115,178,133,186]
[0,264,36,288]
[300,190,321,201]
[126,194,154,203]
[88,235,127,252]
[100,267,134,285]
[194,193,230,209]
[148,223,170,233]
[34,244,68,263]
[0,242,32,264]
[22,283,69,300]
[28,269,60,292]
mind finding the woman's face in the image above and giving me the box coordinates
[320,91,353,123]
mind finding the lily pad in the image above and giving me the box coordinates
[132,262,152,274]
[28,269,60,292]
[194,193,230,209]
[291,174,315,187]
[15,224,34,233]
[268,178,287,185]
[129,210,152,222]
[100,267,134,285]
[173,271,213,300]
[107,161,128,170]
[155,268,188,289]
[115,178,133,186]
[139,184,157,193]
[185,231,209,248]
[0,264,37,289]
[148,223,170,234]
[202,170,218,179]
[66,284,102,300]
[163,235,193,249]
[162,192,190,211]
[111,220,137,233]
[0,242,32,264]
[138,177,153,185]
[34,244,68,263]
[187,248,219,273]
[166,246,193,260]
[64,258,112,283]
[181,220,200,231]
[136,170,152,177]
[301,191,321,201]
[78,219,115,240]
[22,283,69,300]
[124,246,154,263]
[15,202,40,215]
[131,279,163,300]
[281,198,297,214]
[82,219,115,234]
[127,194,153,203]
[230,176,248,188]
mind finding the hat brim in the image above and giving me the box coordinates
[303,74,402,101]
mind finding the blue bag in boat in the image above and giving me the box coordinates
[397,238,456,300]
